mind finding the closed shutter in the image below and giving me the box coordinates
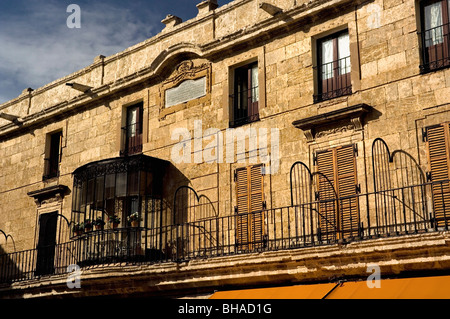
[427,123,450,227]
[316,149,338,241]
[235,164,265,250]
[336,145,360,237]
[236,167,250,249]
[316,145,359,240]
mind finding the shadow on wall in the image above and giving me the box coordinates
[162,162,217,226]
[0,245,23,286]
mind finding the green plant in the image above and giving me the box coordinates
[93,217,105,226]
[72,222,84,233]
[109,215,120,224]
[84,219,93,229]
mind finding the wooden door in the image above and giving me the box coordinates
[35,212,58,276]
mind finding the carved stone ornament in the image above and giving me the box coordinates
[160,60,211,119]
[292,104,372,142]
[315,124,356,139]
[163,60,210,87]
[27,185,69,208]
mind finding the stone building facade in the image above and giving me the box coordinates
[1,0,450,298]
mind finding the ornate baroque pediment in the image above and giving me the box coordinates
[164,60,209,86]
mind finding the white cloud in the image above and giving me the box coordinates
[0,1,162,104]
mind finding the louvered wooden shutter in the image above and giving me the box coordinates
[316,149,338,241]
[335,145,359,238]
[236,167,250,249]
[235,164,265,250]
[316,145,359,240]
[427,123,450,227]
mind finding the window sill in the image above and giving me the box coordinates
[42,173,60,182]
[229,114,260,128]
[419,60,450,74]
[313,86,352,104]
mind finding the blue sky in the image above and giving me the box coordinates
[0,0,233,104]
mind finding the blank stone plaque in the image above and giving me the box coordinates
[165,77,206,108]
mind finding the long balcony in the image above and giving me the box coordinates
[1,139,450,285]
[1,178,449,284]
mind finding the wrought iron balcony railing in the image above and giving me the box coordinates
[314,56,352,103]
[1,180,449,284]
[120,122,143,157]
[419,22,450,73]
[229,86,260,128]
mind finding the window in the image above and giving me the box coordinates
[43,131,62,180]
[426,122,450,227]
[230,62,259,128]
[315,144,359,240]
[121,103,143,156]
[235,164,265,250]
[420,0,450,72]
[315,30,352,102]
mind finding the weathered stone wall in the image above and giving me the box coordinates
[0,0,449,269]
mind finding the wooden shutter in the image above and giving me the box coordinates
[335,145,359,237]
[316,149,338,241]
[427,123,450,226]
[236,166,250,249]
[235,164,265,251]
[316,145,359,240]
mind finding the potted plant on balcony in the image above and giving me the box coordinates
[127,212,142,227]
[109,215,120,229]
[84,219,93,232]
[72,222,84,236]
[93,217,105,230]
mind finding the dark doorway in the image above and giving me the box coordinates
[35,212,58,276]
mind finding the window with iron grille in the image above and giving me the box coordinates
[314,30,352,103]
[43,130,62,180]
[121,102,143,156]
[230,62,259,128]
[419,0,450,72]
